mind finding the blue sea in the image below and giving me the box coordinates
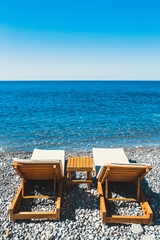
[0,81,159,152]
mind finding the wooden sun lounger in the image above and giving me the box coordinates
[9,149,65,220]
[93,148,153,225]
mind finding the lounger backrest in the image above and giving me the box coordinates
[93,148,129,178]
[12,149,65,180]
[98,164,152,182]
[13,163,63,181]
[93,148,152,181]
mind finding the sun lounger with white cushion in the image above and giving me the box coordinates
[93,148,153,225]
[9,149,65,220]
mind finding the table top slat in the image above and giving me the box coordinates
[67,157,92,170]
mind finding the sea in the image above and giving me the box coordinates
[0,81,159,152]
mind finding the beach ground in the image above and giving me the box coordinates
[0,147,160,240]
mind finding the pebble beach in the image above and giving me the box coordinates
[0,147,160,240]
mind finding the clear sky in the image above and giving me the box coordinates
[0,0,160,80]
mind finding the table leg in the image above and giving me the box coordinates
[88,171,91,190]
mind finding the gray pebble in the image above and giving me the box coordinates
[142,235,156,240]
[131,224,144,235]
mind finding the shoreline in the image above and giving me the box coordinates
[1,145,160,154]
[1,145,160,155]
[1,147,160,239]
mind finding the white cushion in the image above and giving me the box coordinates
[31,149,65,174]
[93,148,129,178]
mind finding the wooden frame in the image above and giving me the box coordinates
[9,162,63,220]
[97,164,153,225]
[67,157,92,189]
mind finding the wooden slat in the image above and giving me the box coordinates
[140,201,147,215]
[22,178,25,197]
[105,179,108,199]
[54,174,56,196]
[98,182,106,224]
[82,157,84,167]
[55,197,61,220]
[13,165,24,179]
[68,180,92,184]
[67,157,70,168]
[18,167,58,170]
[137,177,140,201]
[77,157,80,168]
[140,191,153,217]
[9,183,23,217]
[93,158,96,174]
[13,211,57,220]
[98,182,103,196]
[138,169,149,181]
[81,157,83,168]
[23,196,56,199]
[70,157,72,168]
[66,168,92,171]
[87,157,89,168]
[15,165,60,170]
[101,167,110,184]
[104,165,152,169]
[108,176,138,182]
[105,215,150,224]
[107,198,137,202]
[108,170,144,174]
[83,157,85,167]
[72,157,74,167]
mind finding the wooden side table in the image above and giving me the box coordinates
[67,157,93,189]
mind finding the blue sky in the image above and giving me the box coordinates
[0,0,160,80]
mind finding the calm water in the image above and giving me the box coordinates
[0,81,159,152]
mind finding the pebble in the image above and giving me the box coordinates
[149,226,154,231]
[131,223,144,235]
[142,235,156,240]
[14,237,19,240]
[88,235,94,239]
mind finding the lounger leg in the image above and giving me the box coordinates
[22,178,26,197]
[137,177,140,201]
[54,174,56,196]
[105,179,108,199]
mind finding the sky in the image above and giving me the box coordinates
[0,0,160,80]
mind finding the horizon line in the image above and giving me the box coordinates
[0,79,160,81]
